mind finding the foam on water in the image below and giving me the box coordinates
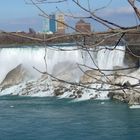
[129,105,140,109]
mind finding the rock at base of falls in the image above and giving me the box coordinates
[0,64,140,105]
[0,64,29,90]
[108,90,140,105]
[108,68,140,105]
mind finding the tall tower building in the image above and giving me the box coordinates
[43,18,50,32]
[42,13,66,34]
[49,14,57,33]
[56,14,66,34]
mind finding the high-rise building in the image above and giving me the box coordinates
[56,14,66,34]
[49,14,57,33]
[43,18,50,32]
[42,13,66,34]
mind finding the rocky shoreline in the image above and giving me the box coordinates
[0,64,140,106]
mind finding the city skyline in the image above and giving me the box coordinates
[43,13,65,34]
[0,0,139,32]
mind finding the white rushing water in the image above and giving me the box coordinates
[97,46,125,70]
[82,46,125,71]
[0,45,126,100]
[0,48,45,82]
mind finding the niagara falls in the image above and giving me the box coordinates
[1,0,140,139]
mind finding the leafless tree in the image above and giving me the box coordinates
[2,0,139,94]
[26,0,140,92]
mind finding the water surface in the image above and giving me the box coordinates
[0,96,140,140]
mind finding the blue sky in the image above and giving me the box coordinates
[0,0,139,32]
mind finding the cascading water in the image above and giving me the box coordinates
[82,46,125,71]
[97,46,125,70]
[0,45,126,100]
[0,48,46,82]
[46,47,84,82]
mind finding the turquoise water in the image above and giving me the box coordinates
[0,96,140,140]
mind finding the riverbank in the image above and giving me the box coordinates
[0,31,140,57]
[0,30,140,45]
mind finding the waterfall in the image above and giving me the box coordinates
[97,46,125,70]
[0,46,126,82]
[0,45,126,99]
[82,46,125,71]
[46,47,83,75]
[0,48,45,82]
[0,47,84,83]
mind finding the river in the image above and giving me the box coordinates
[0,96,140,140]
[0,45,140,139]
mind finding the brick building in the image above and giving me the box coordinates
[75,19,91,33]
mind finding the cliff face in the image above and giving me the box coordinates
[0,64,28,90]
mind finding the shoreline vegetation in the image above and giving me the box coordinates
[0,30,140,57]
[0,30,140,45]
